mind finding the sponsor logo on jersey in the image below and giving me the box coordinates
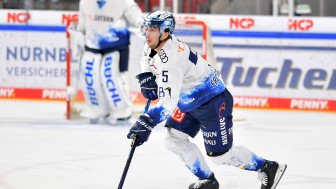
[158,49,168,63]
[203,132,217,138]
[204,139,216,146]
[94,15,114,22]
[203,131,218,146]
[219,117,228,145]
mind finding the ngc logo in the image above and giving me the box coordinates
[229,17,255,29]
[288,19,314,31]
[7,12,31,23]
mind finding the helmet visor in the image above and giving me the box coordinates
[141,19,162,35]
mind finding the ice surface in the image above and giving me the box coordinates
[0,100,336,189]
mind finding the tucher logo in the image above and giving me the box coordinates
[158,49,168,63]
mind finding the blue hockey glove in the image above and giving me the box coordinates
[136,72,158,100]
[127,115,156,147]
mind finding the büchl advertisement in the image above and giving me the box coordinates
[0,10,335,112]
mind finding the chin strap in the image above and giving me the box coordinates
[154,34,171,49]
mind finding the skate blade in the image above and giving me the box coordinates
[271,164,287,189]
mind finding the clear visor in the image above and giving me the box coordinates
[140,25,149,35]
[140,25,160,35]
[141,19,161,34]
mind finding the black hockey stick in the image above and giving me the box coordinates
[117,99,151,189]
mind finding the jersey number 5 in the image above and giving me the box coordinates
[162,70,168,82]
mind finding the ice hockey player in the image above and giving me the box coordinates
[75,0,143,123]
[127,10,287,189]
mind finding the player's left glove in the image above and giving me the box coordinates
[136,72,158,100]
[127,114,156,147]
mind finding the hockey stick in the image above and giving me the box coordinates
[117,99,151,189]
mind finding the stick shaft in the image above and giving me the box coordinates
[117,99,151,189]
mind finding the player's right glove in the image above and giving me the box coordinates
[136,72,158,100]
[127,114,156,146]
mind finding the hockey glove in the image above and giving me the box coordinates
[136,72,158,100]
[127,115,156,147]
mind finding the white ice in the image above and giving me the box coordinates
[0,100,336,189]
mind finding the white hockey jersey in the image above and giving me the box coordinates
[141,35,226,124]
[77,0,143,50]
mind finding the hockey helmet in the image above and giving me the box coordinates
[142,11,176,35]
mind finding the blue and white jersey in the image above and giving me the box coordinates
[140,35,226,124]
[78,0,143,50]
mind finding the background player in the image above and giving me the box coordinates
[75,0,143,123]
[127,11,287,189]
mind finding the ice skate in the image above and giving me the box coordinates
[258,160,287,189]
[189,173,219,189]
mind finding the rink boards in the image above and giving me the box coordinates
[0,10,335,112]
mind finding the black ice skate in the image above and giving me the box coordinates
[189,173,219,189]
[258,160,287,189]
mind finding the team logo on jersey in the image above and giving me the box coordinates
[97,0,106,9]
[178,43,186,52]
[158,49,168,63]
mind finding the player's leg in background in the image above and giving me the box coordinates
[198,89,286,189]
[100,48,133,122]
[118,46,132,102]
[193,90,265,170]
[117,45,133,120]
[79,51,110,122]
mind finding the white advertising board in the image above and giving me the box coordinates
[0,10,335,111]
